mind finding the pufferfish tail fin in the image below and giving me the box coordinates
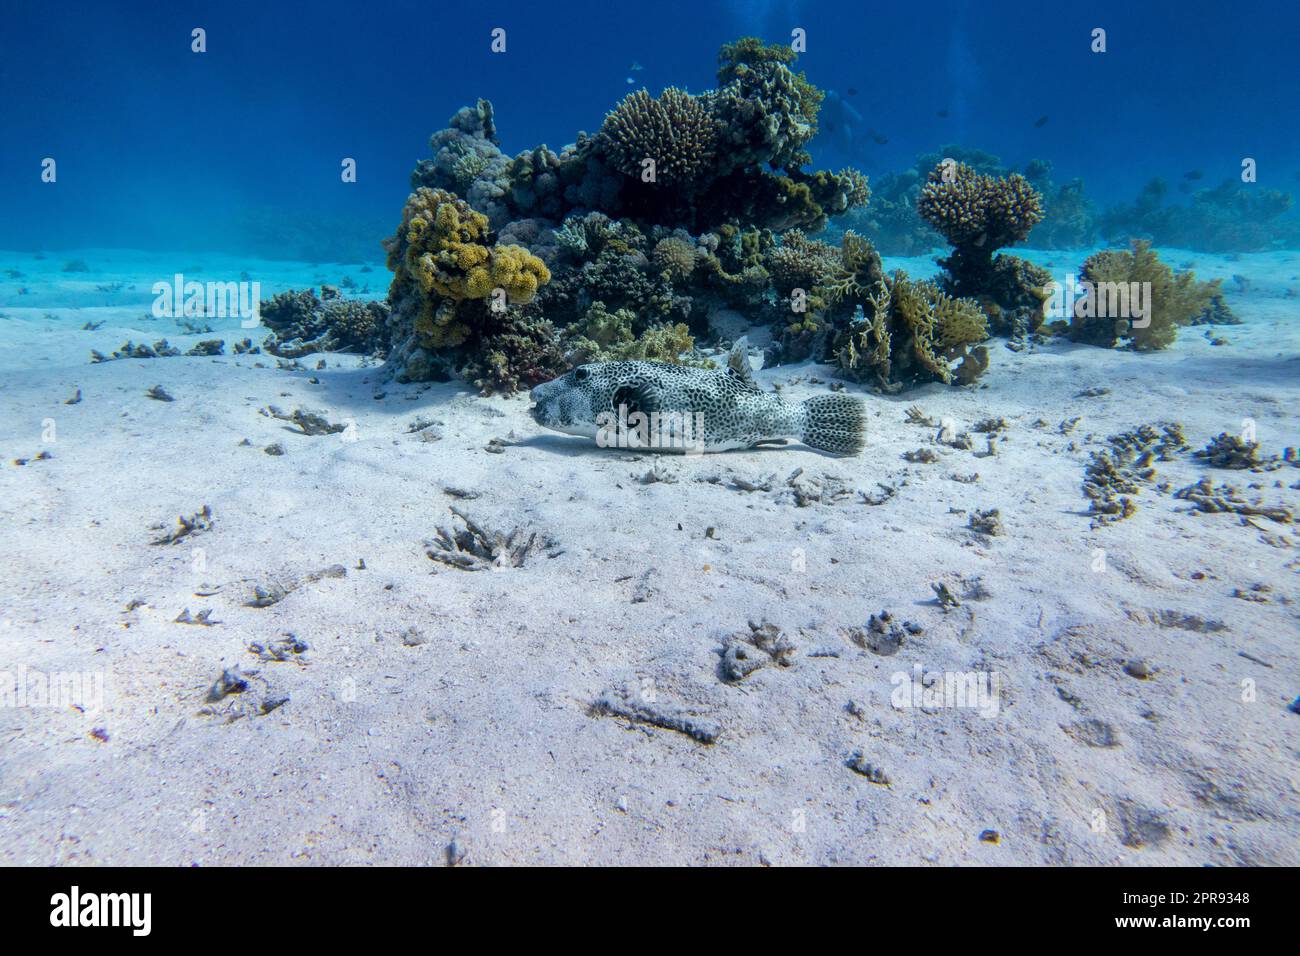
[799,394,867,455]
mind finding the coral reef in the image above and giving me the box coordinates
[379,39,1167,391]
[1064,241,1222,350]
[261,286,388,357]
[378,39,873,390]
[1100,177,1299,252]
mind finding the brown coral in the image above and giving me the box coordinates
[918,162,1044,249]
[596,87,719,190]
[651,235,698,281]
[1068,240,1220,350]
[835,271,989,390]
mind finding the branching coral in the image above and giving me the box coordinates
[819,230,885,306]
[596,87,720,190]
[918,161,1049,334]
[1194,432,1266,470]
[834,271,989,390]
[833,145,1005,256]
[1066,240,1221,350]
[562,301,703,365]
[919,162,1043,250]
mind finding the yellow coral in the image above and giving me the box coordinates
[384,187,552,352]
[1070,240,1216,350]
[819,230,884,305]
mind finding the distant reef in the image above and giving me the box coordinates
[272,37,1269,396]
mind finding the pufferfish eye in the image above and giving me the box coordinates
[573,367,590,382]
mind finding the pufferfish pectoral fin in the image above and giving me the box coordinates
[611,382,660,418]
[726,336,763,393]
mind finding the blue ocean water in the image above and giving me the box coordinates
[2,0,1298,258]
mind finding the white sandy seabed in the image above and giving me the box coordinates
[0,245,1297,866]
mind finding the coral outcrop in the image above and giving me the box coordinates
[919,161,1051,336]
[1063,241,1222,350]
[832,271,989,391]
[260,286,388,358]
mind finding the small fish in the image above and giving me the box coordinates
[847,86,858,96]
[1184,169,1203,180]
[529,338,866,455]
[936,108,950,118]
[626,77,634,84]
[868,129,889,145]
[629,61,643,71]
[1033,115,1049,128]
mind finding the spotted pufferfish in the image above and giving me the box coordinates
[529,338,866,455]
